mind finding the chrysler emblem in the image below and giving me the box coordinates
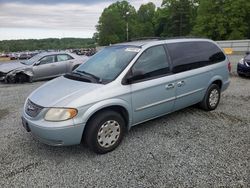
[27,104,35,111]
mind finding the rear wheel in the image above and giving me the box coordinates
[84,110,125,154]
[200,84,221,111]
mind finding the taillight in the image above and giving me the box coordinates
[228,62,231,72]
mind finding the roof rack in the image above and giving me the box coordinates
[160,36,207,40]
[129,37,161,42]
[129,36,207,42]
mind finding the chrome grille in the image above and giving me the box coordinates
[25,99,43,117]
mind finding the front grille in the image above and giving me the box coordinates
[25,99,43,117]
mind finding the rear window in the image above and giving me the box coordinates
[167,41,226,73]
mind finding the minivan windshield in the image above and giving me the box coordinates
[74,45,140,83]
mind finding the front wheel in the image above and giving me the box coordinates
[200,84,221,111]
[16,74,29,83]
[84,110,125,154]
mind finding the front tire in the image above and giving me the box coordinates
[84,110,125,154]
[16,74,29,83]
[200,84,221,111]
[238,73,245,77]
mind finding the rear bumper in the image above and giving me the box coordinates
[221,79,230,92]
[22,115,85,146]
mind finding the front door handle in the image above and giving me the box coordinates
[177,80,185,87]
[166,83,175,90]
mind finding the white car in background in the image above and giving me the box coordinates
[0,52,88,83]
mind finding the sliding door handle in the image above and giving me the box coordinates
[177,80,185,87]
[166,83,175,90]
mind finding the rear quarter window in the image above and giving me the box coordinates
[167,41,226,73]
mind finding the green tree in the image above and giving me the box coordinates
[0,38,95,52]
[193,0,250,40]
[157,0,197,37]
[136,2,157,37]
[96,1,137,45]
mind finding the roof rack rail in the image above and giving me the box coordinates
[129,36,207,42]
[129,37,161,42]
[160,36,207,40]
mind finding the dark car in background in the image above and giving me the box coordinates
[237,52,250,77]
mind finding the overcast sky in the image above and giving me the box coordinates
[0,0,162,40]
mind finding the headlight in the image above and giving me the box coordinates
[44,108,78,122]
[239,58,245,65]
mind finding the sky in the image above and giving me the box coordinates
[0,0,162,40]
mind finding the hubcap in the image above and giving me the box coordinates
[209,89,219,107]
[97,120,121,148]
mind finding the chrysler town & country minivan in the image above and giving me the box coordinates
[22,38,230,154]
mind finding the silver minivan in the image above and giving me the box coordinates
[22,38,230,154]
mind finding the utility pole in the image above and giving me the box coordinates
[126,12,129,41]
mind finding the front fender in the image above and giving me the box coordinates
[7,69,33,79]
[78,98,132,130]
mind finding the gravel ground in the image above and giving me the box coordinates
[0,55,249,187]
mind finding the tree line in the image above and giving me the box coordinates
[0,38,95,53]
[95,0,250,46]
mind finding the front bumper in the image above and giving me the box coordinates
[22,113,85,146]
[0,72,7,81]
[237,63,250,76]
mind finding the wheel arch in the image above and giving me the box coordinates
[208,76,223,89]
[81,99,132,133]
[6,70,33,83]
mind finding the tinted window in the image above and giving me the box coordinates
[39,55,56,65]
[132,45,170,81]
[57,54,73,62]
[167,41,226,73]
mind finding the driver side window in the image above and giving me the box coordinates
[132,45,170,81]
[39,55,56,65]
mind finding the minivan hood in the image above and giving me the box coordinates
[0,62,26,73]
[29,76,103,107]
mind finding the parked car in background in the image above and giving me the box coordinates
[0,52,88,83]
[9,53,19,60]
[237,52,250,77]
[19,53,32,60]
[21,38,230,154]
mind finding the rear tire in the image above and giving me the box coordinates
[200,84,221,111]
[84,110,125,154]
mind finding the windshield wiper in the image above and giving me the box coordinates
[76,70,102,83]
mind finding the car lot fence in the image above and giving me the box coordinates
[216,40,250,54]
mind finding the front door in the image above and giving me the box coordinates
[129,45,176,125]
[33,55,57,80]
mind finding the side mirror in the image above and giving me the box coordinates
[246,51,250,55]
[125,70,144,84]
[34,61,40,66]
